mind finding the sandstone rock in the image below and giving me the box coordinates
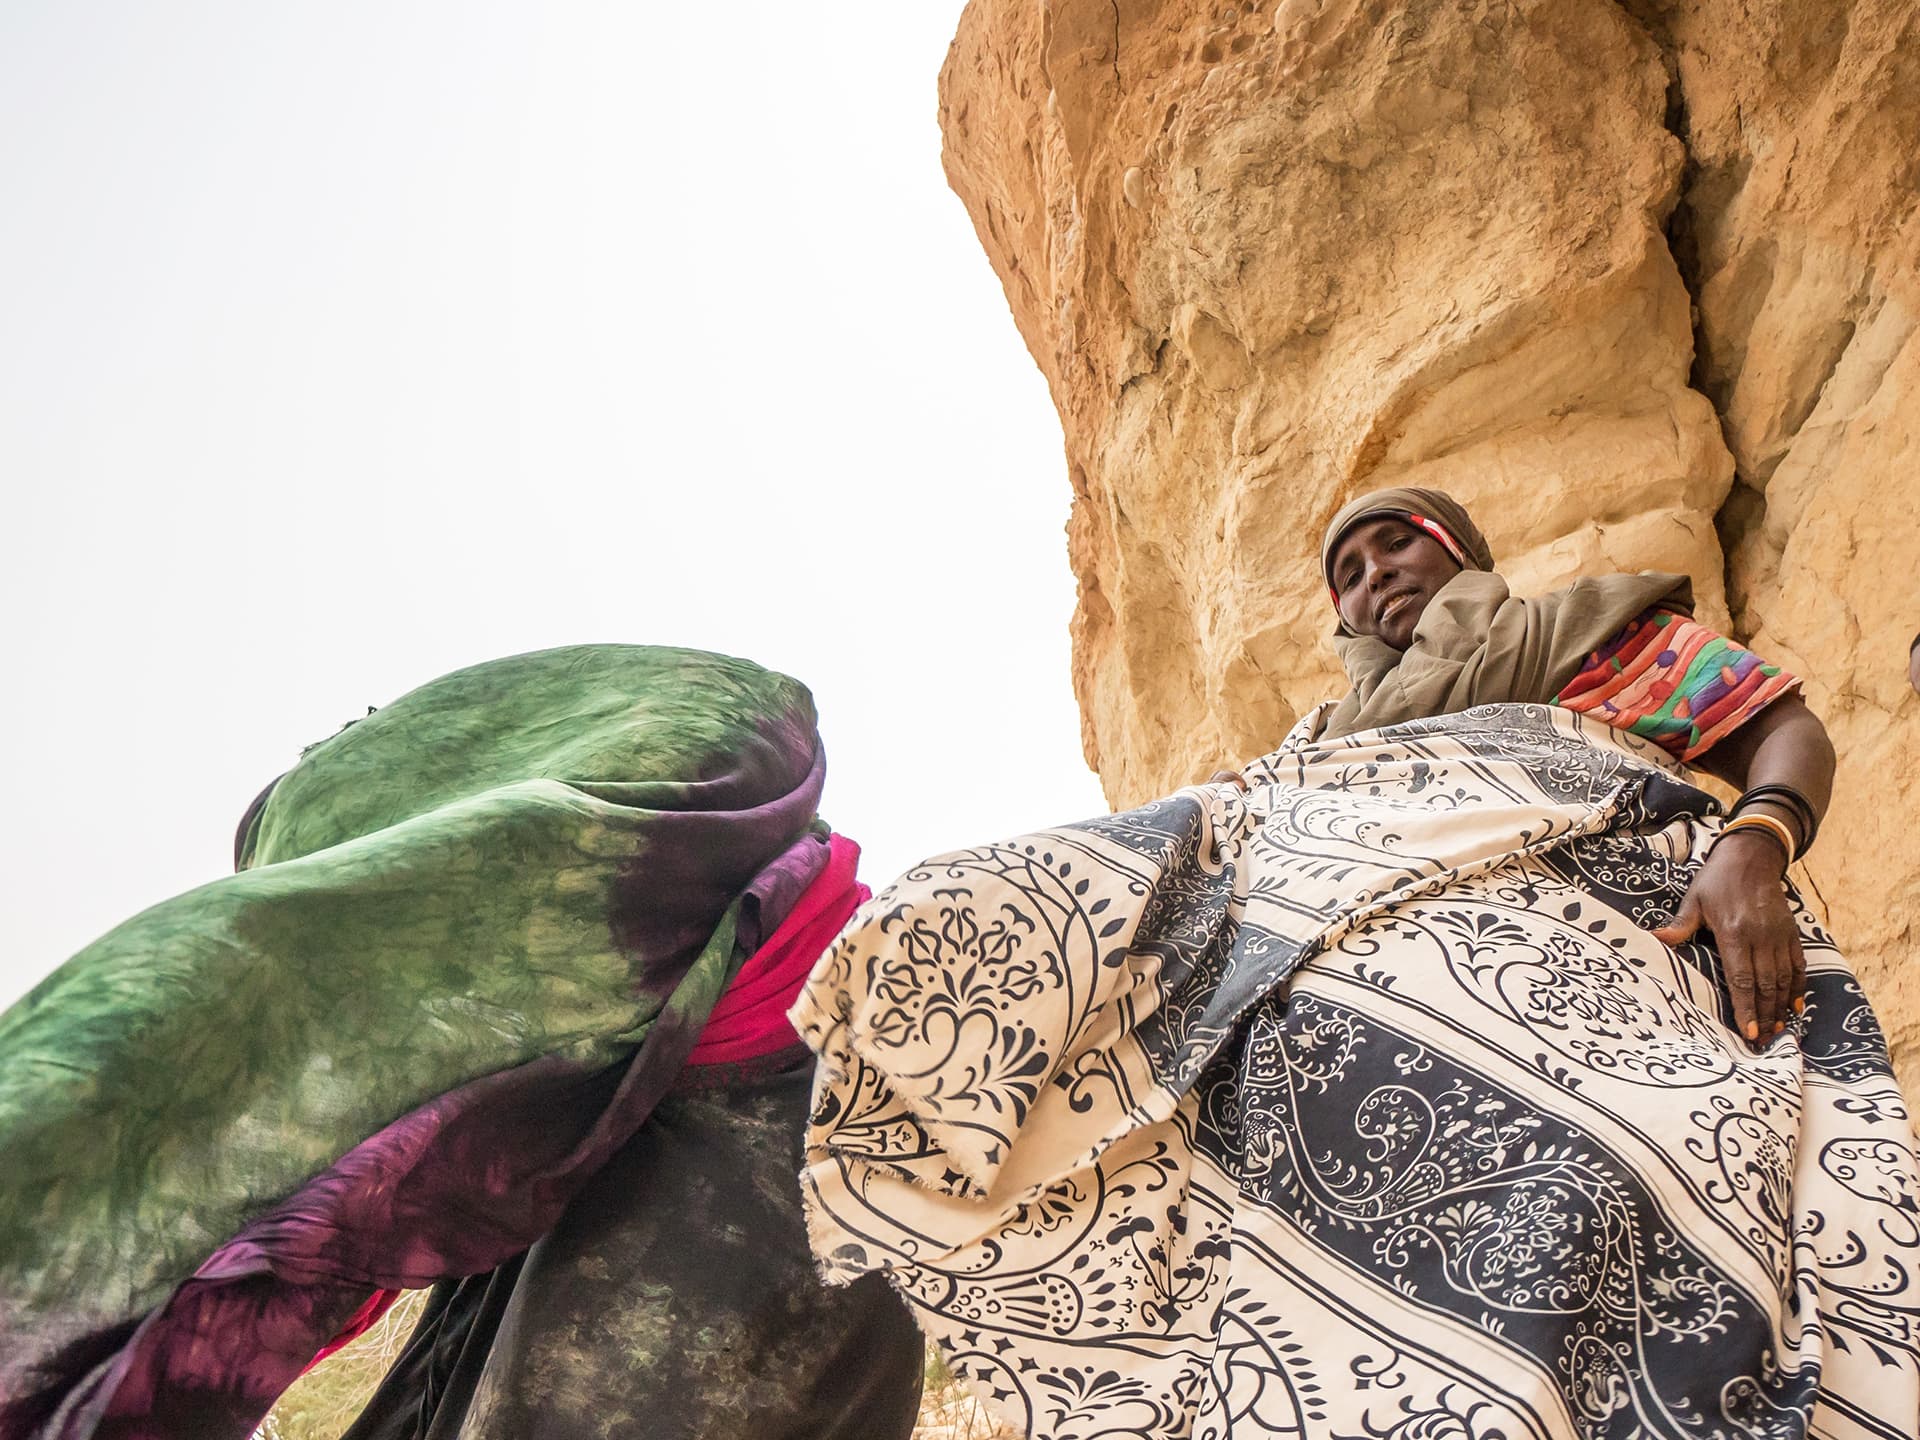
[939,0,1920,1083]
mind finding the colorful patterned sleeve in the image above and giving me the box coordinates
[1553,607,1801,762]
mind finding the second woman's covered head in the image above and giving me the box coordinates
[1321,486,1494,649]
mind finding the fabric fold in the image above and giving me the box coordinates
[793,705,1687,1212]
[690,834,869,1068]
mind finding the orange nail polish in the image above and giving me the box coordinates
[1744,1021,1759,1041]
[1793,996,1806,1015]
[1773,1021,1785,1035]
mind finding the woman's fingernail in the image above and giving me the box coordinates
[1773,1021,1785,1035]
[1745,1020,1760,1041]
[1793,996,1806,1015]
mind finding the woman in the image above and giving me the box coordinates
[0,644,922,1440]
[1314,487,1831,1046]
[795,489,1918,1440]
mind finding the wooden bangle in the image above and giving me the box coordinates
[1715,812,1795,864]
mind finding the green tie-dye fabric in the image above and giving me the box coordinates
[0,643,829,1440]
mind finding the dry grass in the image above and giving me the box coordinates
[252,1290,427,1440]
[256,1294,1018,1440]
[912,1352,1020,1440]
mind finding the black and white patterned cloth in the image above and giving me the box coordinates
[794,704,1919,1440]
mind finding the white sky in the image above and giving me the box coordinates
[0,2,1106,1007]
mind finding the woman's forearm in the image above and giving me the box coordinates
[1663,693,1835,1041]
[1698,695,1835,855]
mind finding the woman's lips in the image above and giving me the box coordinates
[1379,590,1420,625]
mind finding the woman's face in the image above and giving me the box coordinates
[1330,516,1463,650]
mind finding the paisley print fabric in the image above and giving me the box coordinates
[795,704,1919,1440]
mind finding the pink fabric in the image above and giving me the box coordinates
[687,833,867,1067]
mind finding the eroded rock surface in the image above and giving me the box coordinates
[939,0,1920,1076]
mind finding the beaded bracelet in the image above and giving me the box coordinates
[1714,812,1796,865]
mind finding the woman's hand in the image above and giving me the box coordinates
[1648,829,1804,1044]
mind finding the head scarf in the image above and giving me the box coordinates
[0,644,836,1439]
[1320,487,1496,625]
[231,771,286,871]
[1318,486,1693,739]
